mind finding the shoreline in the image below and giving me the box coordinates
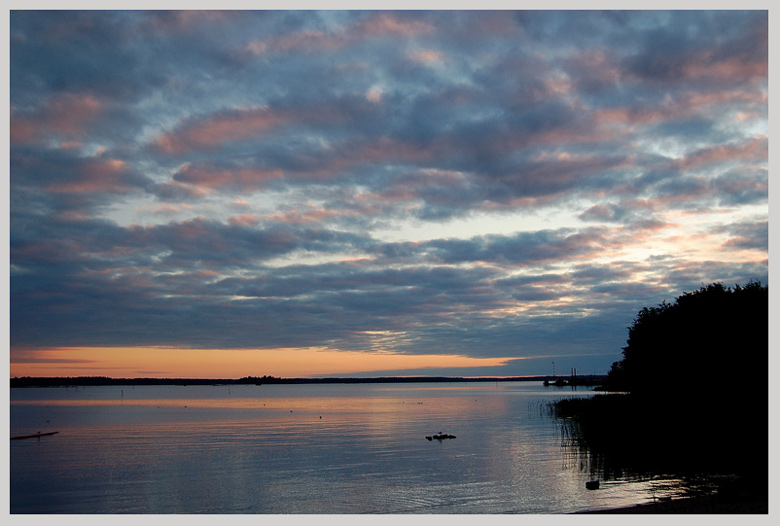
[576,493,768,514]
[9,374,605,388]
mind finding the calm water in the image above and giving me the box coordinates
[10,382,686,514]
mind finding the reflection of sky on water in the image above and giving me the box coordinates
[11,383,685,513]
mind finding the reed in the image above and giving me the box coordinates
[549,393,768,502]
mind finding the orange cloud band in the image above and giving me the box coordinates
[10,346,516,379]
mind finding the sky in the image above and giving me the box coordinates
[7,8,769,379]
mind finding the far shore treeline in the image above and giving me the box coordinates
[9,374,605,388]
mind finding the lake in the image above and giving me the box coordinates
[10,381,688,513]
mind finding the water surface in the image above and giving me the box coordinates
[10,382,684,513]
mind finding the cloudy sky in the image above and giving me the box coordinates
[8,9,768,379]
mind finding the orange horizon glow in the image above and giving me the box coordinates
[9,346,517,379]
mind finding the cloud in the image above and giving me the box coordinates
[719,220,768,251]
[408,49,444,64]
[173,162,285,191]
[11,93,103,145]
[9,10,768,377]
[154,107,292,154]
[621,12,767,85]
[670,137,767,172]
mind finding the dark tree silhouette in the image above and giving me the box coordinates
[556,282,768,503]
[607,281,768,401]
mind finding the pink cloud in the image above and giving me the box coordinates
[229,214,260,227]
[243,12,434,59]
[233,136,439,188]
[683,89,767,112]
[47,94,102,134]
[244,29,342,58]
[682,30,767,84]
[355,13,434,37]
[461,11,522,36]
[46,158,132,194]
[9,115,37,144]
[590,106,666,128]
[673,137,767,171]
[144,10,232,33]
[10,93,103,145]
[686,57,766,82]
[277,30,340,53]
[350,136,435,165]
[154,107,290,154]
[162,132,438,194]
[163,218,213,242]
[53,210,90,222]
[265,208,344,225]
[589,88,765,136]
[174,163,284,190]
[408,49,444,64]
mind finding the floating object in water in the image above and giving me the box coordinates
[585,480,600,490]
[11,431,59,440]
[426,433,456,441]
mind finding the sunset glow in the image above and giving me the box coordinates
[10,346,517,379]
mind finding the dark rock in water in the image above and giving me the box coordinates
[586,480,600,490]
[426,433,456,441]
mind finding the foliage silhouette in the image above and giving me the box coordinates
[554,282,768,504]
[606,281,768,401]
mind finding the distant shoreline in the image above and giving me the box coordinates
[10,374,606,388]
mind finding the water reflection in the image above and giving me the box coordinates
[550,393,755,508]
[11,383,678,513]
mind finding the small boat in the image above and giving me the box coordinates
[10,431,59,440]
